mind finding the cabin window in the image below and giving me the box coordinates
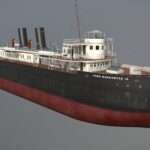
[90,46,93,50]
[96,46,99,50]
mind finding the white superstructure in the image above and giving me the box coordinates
[0,30,114,73]
[62,30,114,72]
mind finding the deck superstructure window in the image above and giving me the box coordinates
[90,46,93,50]
[96,46,99,50]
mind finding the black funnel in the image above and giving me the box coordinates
[40,27,47,49]
[22,27,28,47]
[18,28,23,47]
[35,28,40,49]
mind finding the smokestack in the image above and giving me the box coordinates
[40,27,47,49]
[22,27,28,47]
[35,28,40,49]
[18,28,23,47]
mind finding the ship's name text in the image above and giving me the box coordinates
[92,74,129,81]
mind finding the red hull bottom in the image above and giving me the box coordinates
[0,78,150,128]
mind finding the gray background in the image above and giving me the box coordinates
[0,0,150,149]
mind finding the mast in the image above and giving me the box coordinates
[74,0,81,41]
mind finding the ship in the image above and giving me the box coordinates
[0,27,150,128]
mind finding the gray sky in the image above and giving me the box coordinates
[0,0,150,150]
